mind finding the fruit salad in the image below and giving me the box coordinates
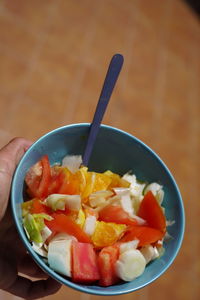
[22,155,167,286]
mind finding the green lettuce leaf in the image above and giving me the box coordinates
[23,213,53,243]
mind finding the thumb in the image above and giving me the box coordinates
[0,137,33,220]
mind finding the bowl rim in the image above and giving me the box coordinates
[11,123,185,295]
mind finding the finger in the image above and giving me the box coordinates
[7,276,61,300]
[0,137,32,173]
[0,137,33,220]
[18,255,48,279]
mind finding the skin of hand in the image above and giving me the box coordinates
[0,138,61,299]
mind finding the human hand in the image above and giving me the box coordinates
[0,138,61,299]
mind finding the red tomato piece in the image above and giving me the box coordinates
[72,241,100,283]
[120,226,164,247]
[25,155,51,199]
[47,169,64,195]
[31,199,52,215]
[45,213,91,243]
[55,207,71,215]
[36,155,51,198]
[25,161,42,197]
[47,167,81,196]
[99,205,138,226]
[31,196,71,217]
[98,245,120,286]
[138,191,166,233]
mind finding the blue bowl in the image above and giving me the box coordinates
[11,123,185,296]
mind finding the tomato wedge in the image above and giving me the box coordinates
[99,205,138,226]
[36,155,51,198]
[45,213,91,243]
[120,225,163,247]
[25,155,51,198]
[98,245,120,286]
[47,169,64,195]
[138,191,166,233]
[31,199,52,215]
[72,241,100,283]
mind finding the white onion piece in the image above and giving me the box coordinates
[89,190,113,208]
[62,155,82,173]
[51,233,77,242]
[115,249,146,281]
[48,239,72,277]
[140,245,159,264]
[89,196,106,208]
[120,193,134,217]
[95,195,121,212]
[46,194,81,211]
[113,188,138,217]
[83,216,97,236]
[41,226,52,243]
[120,240,139,253]
[90,190,113,198]
[144,183,164,204]
[31,226,52,257]
[166,220,175,227]
[122,174,145,200]
[113,188,130,195]
[32,243,48,257]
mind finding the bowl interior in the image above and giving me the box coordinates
[11,123,185,295]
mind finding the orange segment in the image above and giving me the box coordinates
[81,172,96,199]
[104,171,130,188]
[76,166,88,194]
[59,167,80,195]
[81,172,111,200]
[93,173,112,192]
[91,221,126,248]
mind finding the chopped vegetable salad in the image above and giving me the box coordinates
[22,154,168,286]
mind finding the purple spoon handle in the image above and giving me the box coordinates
[82,54,124,166]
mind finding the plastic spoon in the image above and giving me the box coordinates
[82,53,124,166]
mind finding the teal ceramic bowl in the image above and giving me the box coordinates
[11,123,185,296]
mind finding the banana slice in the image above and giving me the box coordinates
[48,239,72,277]
[115,249,146,281]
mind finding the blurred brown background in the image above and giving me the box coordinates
[0,0,199,299]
